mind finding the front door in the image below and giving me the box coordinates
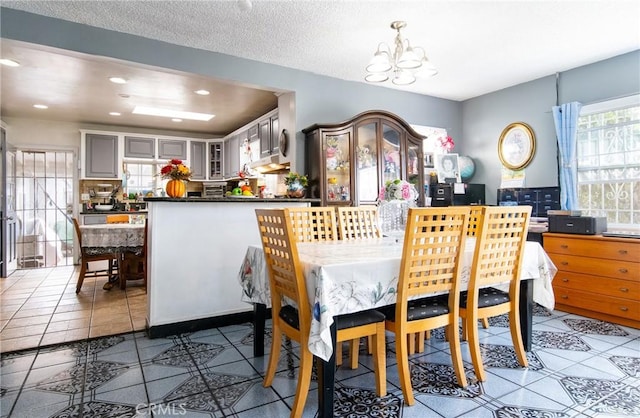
[1,127,18,277]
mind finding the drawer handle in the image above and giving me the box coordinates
[561,295,568,299]
[562,278,569,283]
[619,268,628,274]
[618,249,628,255]
[620,287,629,292]
[560,244,569,249]
[620,306,629,312]
[561,261,569,266]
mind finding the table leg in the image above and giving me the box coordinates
[253,303,267,357]
[317,322,336,418]
[519,279,533,351]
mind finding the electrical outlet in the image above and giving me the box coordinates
[81,193,90,201]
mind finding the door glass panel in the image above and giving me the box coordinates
[407,142,421,201]
[382,123,401,186]
[356,122,378,202]
[324,133,351,202]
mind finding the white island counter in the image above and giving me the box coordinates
[144,197,317,337]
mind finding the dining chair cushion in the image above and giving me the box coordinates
[380,294,450,322]
[460,287,510,309]
[279,305,385,331]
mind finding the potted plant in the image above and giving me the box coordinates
[284,172,308,198]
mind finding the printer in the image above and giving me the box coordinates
[548,215,607,235]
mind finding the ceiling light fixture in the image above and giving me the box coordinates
[194,89,210,95]
[365,21,437,86]
[109,112,121,116]
[109,77,127,84]
[33,104,48,109]
[172,118,183,122]
[132,106,215,121]
[0,58,20,67]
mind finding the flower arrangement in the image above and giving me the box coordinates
[160,159,192,181]
[284,172,308,188]
[378,179,418,202]
[437,135,455,152]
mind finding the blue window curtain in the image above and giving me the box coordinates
[552,102,582,210]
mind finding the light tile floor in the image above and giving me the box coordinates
[1,268,639,417]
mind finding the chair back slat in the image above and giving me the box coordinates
[337,206,381,240]
[467,206,485,236]
[398,207,470,301]
[470,206,531,289]
[287,207,338,242]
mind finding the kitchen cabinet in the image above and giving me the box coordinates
[83,133,119,179]
[224,134,241,178]
[158,139,187,160]
[124,136,155,159]
[259,114,280,157]
[544,233,639,328]
[190,141,207,180]
[303,110,425,206]
[210,141,223,179]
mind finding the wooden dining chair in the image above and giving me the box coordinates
[106,214,130,224]
[459,205,532,382]
[336,206,381,240]
[467,206,490,330]
[287,206,338,242]
[72,218,118,294]
[380,207,470,405]
[256,208,386,417]
[120,220,148,291]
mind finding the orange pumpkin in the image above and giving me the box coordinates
[166,179,186,198]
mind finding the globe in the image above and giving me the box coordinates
[458,155,476,182]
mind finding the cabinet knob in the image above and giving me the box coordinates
[561,261,569,266]
[561,295,568,299]
[620,306,629,312]
[618,249,628,255]
[619,288,629,293]
[560,244,569,249]
[618,268,628,274]
[562,278,569,283]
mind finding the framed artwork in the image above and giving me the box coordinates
[436,153,461,183]
[498,122,536,170]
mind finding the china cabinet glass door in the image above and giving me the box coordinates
[356,122,378,202]
[324,133,351,203]
[382,123,402,187]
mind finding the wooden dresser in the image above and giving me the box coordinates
[544,233,639,328]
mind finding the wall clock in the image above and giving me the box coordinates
[279,129,288,157]
[498,122,536,170]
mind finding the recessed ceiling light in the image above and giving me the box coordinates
[132,106,215,121]
[0,59,20,67]
[33,104,48,109]
[172,118,183,122]
[194,89,210,95]
[109,112,121,116]
[109,77,127,84]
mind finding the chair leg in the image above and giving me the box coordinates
[263,325,283,388]
[466,313,486,382]
[396,329,415,405]
[415,331,425,353]
[371,322,387,397]
[407,332,416,355]
[508,309,528,368]
[291,347,313,418]
[481,318,490,329]
[446,320,468,388]
[75,262,87,293]
[349,338,360,369]
[336,341,343,366]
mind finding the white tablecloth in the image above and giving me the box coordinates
[239,237,557,361]
[80,224,145,255]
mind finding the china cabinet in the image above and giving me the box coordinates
[303,110,425,206]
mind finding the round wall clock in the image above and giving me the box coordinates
[498,122,536,170]
[279,129,288,157]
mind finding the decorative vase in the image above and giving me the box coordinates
[378,200,414,237]
[166,179,186,198]
[286,181,306,198]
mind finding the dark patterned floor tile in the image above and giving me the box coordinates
[36,360,130,394]
[494,405,570,417]
[561,376,627,407]
[410,361,481,398]
[480,343,544,371]
[589,384,640,415]
[488,314,510,328]
[51,401,137,418]
[562,319,629,336]
[533,330,591,351]
[609,355,640,377]
[333,386,402,418]
[151,342,224,368]
[533,303,553,317]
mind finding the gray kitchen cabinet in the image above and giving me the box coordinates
[124,136,155,158]
[158,139,187,160]
[210,141,223,179]
[190,140,207,180]
[85,133,119,178]
[259,113,280,157]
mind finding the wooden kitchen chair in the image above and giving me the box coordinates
[287,206,338,242]
[336,206,381,240]
[120,219,148,291]
[380,207,470,405]
[459,205,531,382]
[72,218,118,294]
[256,208,386,417]
[467,206,491,330]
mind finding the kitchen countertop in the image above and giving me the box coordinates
[80,210,148,215]
[144,197,321,203]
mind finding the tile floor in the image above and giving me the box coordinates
[1,268,639,417]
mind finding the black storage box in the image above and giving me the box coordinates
[548,215,607,235]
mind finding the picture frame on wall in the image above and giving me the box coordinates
[498,122,536,170]
[436,153,461,183]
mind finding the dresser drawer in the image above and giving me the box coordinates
[553,271,639,300]
[544,235,639,262]
[554,287,640,321]
[548,253,639,280]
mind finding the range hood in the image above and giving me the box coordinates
[250,154,290,174]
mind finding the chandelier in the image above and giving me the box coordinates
[365,21,437,85]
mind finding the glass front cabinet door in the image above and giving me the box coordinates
[303,110,425,206]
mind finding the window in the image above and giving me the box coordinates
[576,95,640,227]
[124,162,162,197]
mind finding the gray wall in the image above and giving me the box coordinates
[2,8,638,205]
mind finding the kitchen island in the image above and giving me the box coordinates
[143,197,319,337]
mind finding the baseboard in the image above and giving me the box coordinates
[146,311,254,338]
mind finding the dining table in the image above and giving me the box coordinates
[80,223,146,288]
[238,236,557,417]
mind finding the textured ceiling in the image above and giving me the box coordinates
[1,1,639,135]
